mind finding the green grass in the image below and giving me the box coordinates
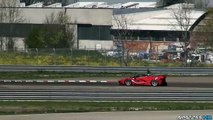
[1,50,213,67]
[0,51,187,67]
[0,71,211,80]
[0,71,131,80]
[0,101,212,115]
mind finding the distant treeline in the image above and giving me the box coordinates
[20,0,62,6]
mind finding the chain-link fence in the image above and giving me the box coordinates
[1,48,206,67]
[0,48,170,66]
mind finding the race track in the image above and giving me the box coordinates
[0,77,212,101]
[1,110,212,120]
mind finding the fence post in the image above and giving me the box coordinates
[70,48,73,65]
[87,49,89,66]
[104,49,106,66]
[53,48,56,65]
[36,48,38,65]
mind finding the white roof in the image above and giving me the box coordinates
[121,2,157,8]
[63,1,157,8]
[27,2,43,7]
[96,4,109,8]
[108,3,122,8]
[85,2,107,8]
[65,2,107,8]
[137,2,157,8]
[121,2,139,8]
[46,3,62,8]
[112,9,206,31]
[109,2,157,8]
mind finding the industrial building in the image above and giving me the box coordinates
[0,0,210,52]
[0,1,113,50]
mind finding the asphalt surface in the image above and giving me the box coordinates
[1,90,213,101]
[0,77,212,101]
[1,76,213,89]
[0,110,212,120]
[0,77,212,119]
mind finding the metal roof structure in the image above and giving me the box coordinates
[73,0,158,5]
[21,1,158,8]
[112,4,206,31]
[64,2,107,8]
[45,3,62,8]
[108,3,122,8]
[26,2,43,7]
[63,1,157,8]
[18,0,213,8]
[120,2,157,8]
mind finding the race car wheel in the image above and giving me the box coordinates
[151,80,158,87]
[125,80,132,86]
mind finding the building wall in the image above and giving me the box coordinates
[64,0,158,5]
[21,8,112,25]
[22,8,63,23]
[66,8,112,26]
[67,8,113,49]
[0,37,25,51]
[0,7,113,50]
[79,40,113,50]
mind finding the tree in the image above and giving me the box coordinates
[0,0,25,50]
[112,11,133,66]
[20,0,61,6]
[196,8,213,48]
[25,11,75,49]
[170,0,193,66]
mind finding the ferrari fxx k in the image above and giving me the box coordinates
[118,74,167,87]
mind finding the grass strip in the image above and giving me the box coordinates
[0,71,131,80]
[0,71,212,80]
[0,101,212,115]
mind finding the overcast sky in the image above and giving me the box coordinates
[208,0,213,7]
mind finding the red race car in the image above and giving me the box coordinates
[118,74,167,87]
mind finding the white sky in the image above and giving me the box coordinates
[208,0,213,7]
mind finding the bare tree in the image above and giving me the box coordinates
[196,8,213,48]
[44,11,70,25]
[21,0,61,6]
[24,11,75,49]
[170,0,193,66]
[45,11,75,48]
[0,0,25,51]
[112,12,133,66]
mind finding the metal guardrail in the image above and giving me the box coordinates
[0,65,213,75]
[0,90,213,101]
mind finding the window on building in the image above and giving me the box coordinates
[78,25,111,40]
